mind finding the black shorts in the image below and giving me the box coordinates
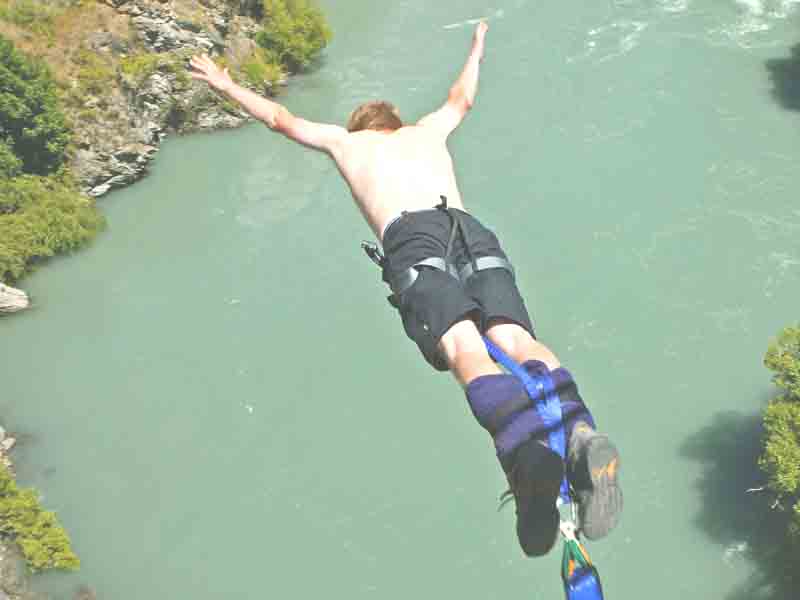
[381,208,535,371]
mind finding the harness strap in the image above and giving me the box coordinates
[387,256,514,297]
[374,198,515,298]
[459,256,515,282]
[388,257,456,296]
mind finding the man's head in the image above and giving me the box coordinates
[346,101,403,132]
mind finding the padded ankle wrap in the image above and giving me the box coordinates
[523,360,596,436]
[465,364,596,458]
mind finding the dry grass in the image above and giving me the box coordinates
[0,1,133,84]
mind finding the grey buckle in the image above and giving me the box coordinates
[458,256,514,282]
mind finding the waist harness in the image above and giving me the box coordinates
[362,197,515,299]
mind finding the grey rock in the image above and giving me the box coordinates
[213,14,229,36]
[0,284,29,314]
[82,143,158,197]
[175,19,203,34]
[74,585,96,600]
[118,3,141,16]
[237,0,262,18]
[206,29,225,49]
[88,31,114,50]
[88,183,112,197]
[68,0,269,195]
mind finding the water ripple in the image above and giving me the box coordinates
[567,20,649,64]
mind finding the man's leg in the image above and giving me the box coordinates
[438,318,564,556]
[485,319,623,541]
[437,318,500,386]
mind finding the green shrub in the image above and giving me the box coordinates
[119,51,192,91]
[0,461,80,572]
[254,0,331,73]
[765,325,800,402]
[0,34,70,175]
[760,325,800,546]
[119,52,162,88]
[73,47,115,96]
[0,174,105,282]
[760,399,800,497]
[240,47,284,90]
[0,0,57,37]
[0,138,22,178]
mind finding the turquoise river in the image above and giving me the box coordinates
[3,0,800,598]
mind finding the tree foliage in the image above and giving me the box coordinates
[760,325,800,545]
[0,461,80,572]
[0,174,105,282]
[0,138,22,178]
[765,325,800,402]
[0,35,103,283]
[0,33,70,175]
[254,0,331,73]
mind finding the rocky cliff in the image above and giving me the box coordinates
[67,0,275,197]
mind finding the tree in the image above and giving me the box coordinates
[760,325,800,544]
[254,0,331,73]
[0,33,70,175]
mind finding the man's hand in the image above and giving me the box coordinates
[189,54,234,93]
[474,21,489,44]
[472,22,488,62]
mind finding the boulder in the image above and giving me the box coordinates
[0,284,29,314]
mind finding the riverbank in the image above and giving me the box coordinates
[1,0,270,200]
[0,0,330,297]
[0,430,29,600]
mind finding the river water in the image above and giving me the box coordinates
[3,1,800,598]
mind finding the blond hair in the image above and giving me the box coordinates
[346,101,403,132]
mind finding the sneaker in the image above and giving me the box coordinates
[567,421,623,540]
[499,436,565,557]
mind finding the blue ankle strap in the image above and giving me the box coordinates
[483,337,571,504]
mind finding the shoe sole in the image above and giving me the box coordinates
[576,435,623,540]
[514,439,565,557]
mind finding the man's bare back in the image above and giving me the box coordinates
[333,126,465,240]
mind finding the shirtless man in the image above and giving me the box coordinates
[190,22,622,556]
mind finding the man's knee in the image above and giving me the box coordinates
[438,316,485,361]
[438,316,499,384]
[486,318,533,356]
[486,318,560,370]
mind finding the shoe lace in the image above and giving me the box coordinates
[497,462,521,512]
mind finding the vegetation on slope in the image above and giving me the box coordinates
[0,33,104,283]
[0,461,80,572]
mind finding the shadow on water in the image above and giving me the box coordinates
[680,410,796,600]
[765,43,800,111]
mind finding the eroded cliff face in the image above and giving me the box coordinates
[65,0,275,197]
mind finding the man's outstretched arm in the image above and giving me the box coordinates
[417,22,488,136]
[189,54,346,155]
